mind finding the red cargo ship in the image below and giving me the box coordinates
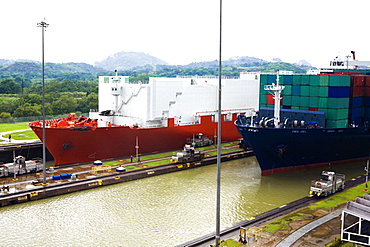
[29,73,259,165]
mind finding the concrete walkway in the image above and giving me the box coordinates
[0,129,40,144]
[275,209,343,247]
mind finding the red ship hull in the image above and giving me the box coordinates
[29,114,241,166]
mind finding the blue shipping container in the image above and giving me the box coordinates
[292,85,300,95]
[284,75,293,85]
[365,98,370,107]
[328,86,350,98]
[350,107,363,118]
[351,97,363,107]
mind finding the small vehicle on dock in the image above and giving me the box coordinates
[309,171,345,197]
[0,156,43,177]
[172,145,204,163]
[186,133,213,147]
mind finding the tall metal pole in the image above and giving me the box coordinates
[37,20,49,184]
[215,0,222,246]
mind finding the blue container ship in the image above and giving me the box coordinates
[235,52,370,175]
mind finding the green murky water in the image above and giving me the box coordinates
[0,157,366,246]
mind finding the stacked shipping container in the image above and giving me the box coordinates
[259,73,370,128]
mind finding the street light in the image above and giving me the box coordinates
[215,0,222,246]
[37,20,49,185]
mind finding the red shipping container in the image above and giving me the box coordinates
[266,94,282,105]
[365,77,370,87]
[350,76,365,87]
[308,107,318,111]
[266,94,274,105]
[366,87,370,97]
[351,86,364,97]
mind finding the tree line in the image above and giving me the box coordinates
[0,62,308,118]
[0,76,98,118]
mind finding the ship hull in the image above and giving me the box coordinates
[235,125,370,175]
[30,115,240,166]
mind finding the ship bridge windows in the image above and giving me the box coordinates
[330,61,345,66]
[224,113,232,122]
[111,87,120,96]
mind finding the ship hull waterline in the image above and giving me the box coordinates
[236,125,370,175]
[30,115,241,166]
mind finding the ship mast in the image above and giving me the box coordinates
[111,69,121,124]
[264,71,285,127]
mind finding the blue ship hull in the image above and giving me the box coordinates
[235,124,370,175]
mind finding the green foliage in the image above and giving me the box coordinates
[77,92,98,113]
[0,112,11,118]
[0,96,19,113]
[12,103,42,117]
[0,78,21,94]
[51,94,78,115]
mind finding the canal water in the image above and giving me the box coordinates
[0,157,367,246]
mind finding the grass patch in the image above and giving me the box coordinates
[145,160,173,167]
[103,161,124,166]
[0,122,31,132]
[210,239,242,247]
[207,148,243,156]
[264,212,308,233]
[124,166,140,171]
[309,182,369,211]
[263,181,369,233]
[2,130,38,140]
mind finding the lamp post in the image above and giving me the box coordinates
[215,0,222,246]
[37,20,49,184]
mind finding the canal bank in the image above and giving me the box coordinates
[0,149,253,207]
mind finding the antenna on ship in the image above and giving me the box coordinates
[264,71,285,127]
[37,19,49,185]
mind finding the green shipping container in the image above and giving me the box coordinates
[328,75,350,86]
[326,119,348,128]
[310,76,320,86]
[309,86,320,97]
[300,86,310,96]
[300,96,310,107]
[326,108,349,120]
[319,75,329,86]
[309,97,319,107]
[292,96,300,106]
[292,75,301,85]
[318,98,328,108]
[283,85,292,95]
[260,94,266,104]
[300,75,310,85]
[283,95,292,105]
[327,98,350,109]
[318,86,329,97]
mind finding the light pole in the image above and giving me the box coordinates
[37,20,49,184]
[215,0,222,246]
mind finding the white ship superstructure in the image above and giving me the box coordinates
[90,73,260,127]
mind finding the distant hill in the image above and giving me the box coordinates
[95,51,168,71]
[0,61,107,81]
[184,56,268,68]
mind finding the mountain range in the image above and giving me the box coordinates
[0,51,312,80]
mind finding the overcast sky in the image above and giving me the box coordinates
[1,0,370,68]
